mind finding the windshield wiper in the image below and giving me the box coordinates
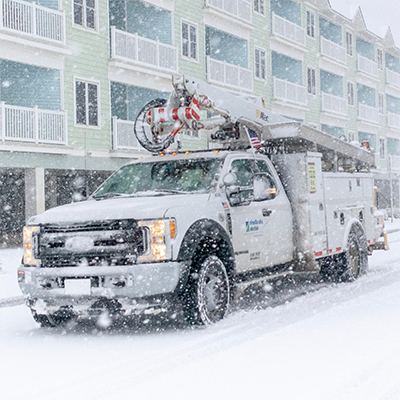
[153,189,189,194]
[92,192,130,200]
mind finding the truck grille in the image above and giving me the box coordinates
[37,220,146,268]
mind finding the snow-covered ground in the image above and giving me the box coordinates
[1,221,400,400]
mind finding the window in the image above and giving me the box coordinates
[183,130,200,139]
[307,67,316,95]
[253,0,265,15]
[379,93,385,114]
[182,21,197,61]
[347,82,354,106]
[306,11,315,38]
[255,48,266,80]
[74,0,96,30]
[348,131,356,142]
[346,32,353,56]
[380,138,385,159]
[377,49,383,70]
[75,79,99,127]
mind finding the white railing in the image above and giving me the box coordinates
[357,54,378,78]
[321,92,347,115]
[0,102,67,145]
[387,69,400,88]
[111,27,178,72]
[358,103,379,124]
[112,117,143,151]
[273,77,307,106]
[271,12,305,47]
[320,36,346,64]
[207,56,253,92]
[205,0,251,23]
[388,112,400,130]
[0,0,65,43]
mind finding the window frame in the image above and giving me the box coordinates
[72,0,98,32]
[181,19,198,62]
[346,32,353,56]
[347,82,355,106]
[377,49,384,70]
[380,138,385,159]
[378,93,385,115]
[306,10,315,39]
[307,66,316,95]
[253,0,265,16]
[74,77,101,129]
[254,47,267,81]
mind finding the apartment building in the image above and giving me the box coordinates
[1,0,400,244]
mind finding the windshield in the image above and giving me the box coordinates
[93,158,222,198]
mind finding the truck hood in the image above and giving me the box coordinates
[28,194,210,225]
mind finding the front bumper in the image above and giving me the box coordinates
[18,262,188,316]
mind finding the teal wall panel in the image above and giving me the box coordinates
[320,70,343,97]
[386,53,400,73]
[0,60,61,110]
[319,18,342,45]
[109,0,172,44]
[357,84,375,107]
[388,138,400,155]
[358,132,376,150]
[205,27,248,68]
[386,94,400,114]
[271,0,301,26]
[271,52,302,84]
[356,37,374,60]
[321,124,345,139]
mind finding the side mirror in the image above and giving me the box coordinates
[223,172,237,186]
[253,173,277,202]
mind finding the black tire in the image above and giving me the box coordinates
[32,309,74,328]
[320,224,368,282]
[183,255,230,325]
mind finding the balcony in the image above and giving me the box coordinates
[206,56,253,92]
[271,12,305,47]
[357,54,378,78]
[321,92,347,116]
[388,112,400,130]
[320,37,346,65]
[0,102,67,145]
[273,77,307,106]
[387,69,400,89]
[110,27,178,73]
[112,117,143,151]
[358,103,379,124]
[0,0,65,43]
[204,0,251,23]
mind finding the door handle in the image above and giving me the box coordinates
[262,209,272,217]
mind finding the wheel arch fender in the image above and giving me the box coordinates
[342,218,368,251]
[177,219,235,277]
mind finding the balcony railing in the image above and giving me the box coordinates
[273,77,307,106]
[321,92,347,116]
[320,37,346,64]
[112,117,143,151]
[111,27,178,72]
[271,12,305,47]
[205,0,251,23]
[358,103,379,124]
[387,69,400,88]
[357,54,378,78]
[0,102,67,145]
[388,112,400,130]
[206,56,253,92]
[0,0,65,43]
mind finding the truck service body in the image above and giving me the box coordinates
[18,76,385,326]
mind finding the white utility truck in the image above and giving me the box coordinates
[18,76,385,326]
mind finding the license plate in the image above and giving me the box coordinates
[64,279,91,295]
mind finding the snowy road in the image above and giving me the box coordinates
[1,226,400,400]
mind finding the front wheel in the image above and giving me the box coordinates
[183,255,230,325]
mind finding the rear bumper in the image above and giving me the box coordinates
[18,262,188,316]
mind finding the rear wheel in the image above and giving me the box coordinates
[31,309,74,328]
[183,255,230,325]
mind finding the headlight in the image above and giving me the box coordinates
[23,226,39,266]
[138,219,176,262]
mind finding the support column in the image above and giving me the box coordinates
[25,167,45,220]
